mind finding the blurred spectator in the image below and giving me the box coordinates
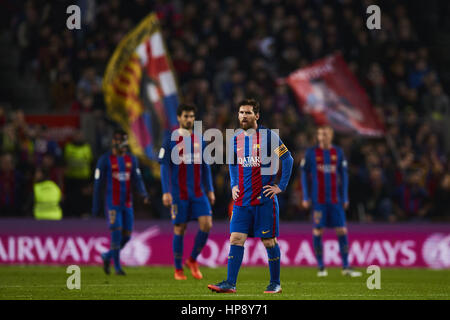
[50,71,76,111]
[0,153,24,216]
[63,130,93,216]
[33,167,63,220]
[364,167,395,223]
[431,173,450,220]
[42,153,64,190]
[394,170,431,221]
[32,125,62,166]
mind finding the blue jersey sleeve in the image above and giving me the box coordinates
[300,149,311,201]
[338,148,349,203]
[131,156,148,198]
[159,136,171,194]
[278,153,293,191]
[272,132,293,191]
[228,135,238,189]
[229,163,238,189]
[201,139,214,192]
[92,155,107,216]
[202,163,214,192]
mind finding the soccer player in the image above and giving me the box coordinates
[300,125,361,277]
[158,104,215,280]
[92,129,149,275]
[208,98,294,294]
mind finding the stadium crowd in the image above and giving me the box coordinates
[1,0,450,221]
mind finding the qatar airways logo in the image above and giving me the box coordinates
[112,172,130,181]
[317,164,337,173]
[238,156,261,168]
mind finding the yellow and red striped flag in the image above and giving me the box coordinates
[103,13,180,167]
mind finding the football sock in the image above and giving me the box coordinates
[173,234,184,270]
[338,234,349,268]
[313,235,324,269]
[266,244,281,285]
[111,229,122,271]
[190,230,209,261]
[226,245,244,286]
[120,235,131,249]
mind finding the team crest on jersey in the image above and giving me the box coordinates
[111,164,118,169]
[126,161,132,168]
[331,154,337,161]
[253,144,260,150]
[316,156,322,162]
[313,211,322,224]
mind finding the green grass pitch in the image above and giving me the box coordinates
[0,266,448,300]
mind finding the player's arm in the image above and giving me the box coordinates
[263,135,294,199]
[202,162,215,205]
[300,149,311,207]
[92,156,106,217]
[228,136,239,200]
[276,146,294,192]
[158,136,172,207]
[338,148,349,208]
[131,156,149,203]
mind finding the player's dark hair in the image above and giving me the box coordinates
[113,128,127,138]
[238,98,260,115]
[317,124,333,131]
[177,104,197,116]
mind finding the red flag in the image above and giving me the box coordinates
[287,53,384,136]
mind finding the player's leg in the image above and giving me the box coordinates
[208,205,250,293]
[332,205,361,277]
[185,215,211,279]
[255,199,281,293]
[101,207,121,274]
[335,226,360,276]
[226,231,247,287]
[186,196,213,279]
[312,204,327,276]
[191,215,212,260]
[173,222,187,280]
[261,237,282,293]
[120,207,134,249]
[335,227,349,269]
[170,199,189,279]
[108,208,125,274]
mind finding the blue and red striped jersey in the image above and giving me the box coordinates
[92,152,148,214]
[158,131,214,200]
[300,145,349,204]
[229,126,293,207]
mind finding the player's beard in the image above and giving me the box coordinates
[113,145,127,155]
[239,119,256,130]
[180,122,193,131]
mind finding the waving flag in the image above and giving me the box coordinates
[103,13,179,164]
[286,53,384,136]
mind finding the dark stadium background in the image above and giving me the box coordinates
[0,0,450,224]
